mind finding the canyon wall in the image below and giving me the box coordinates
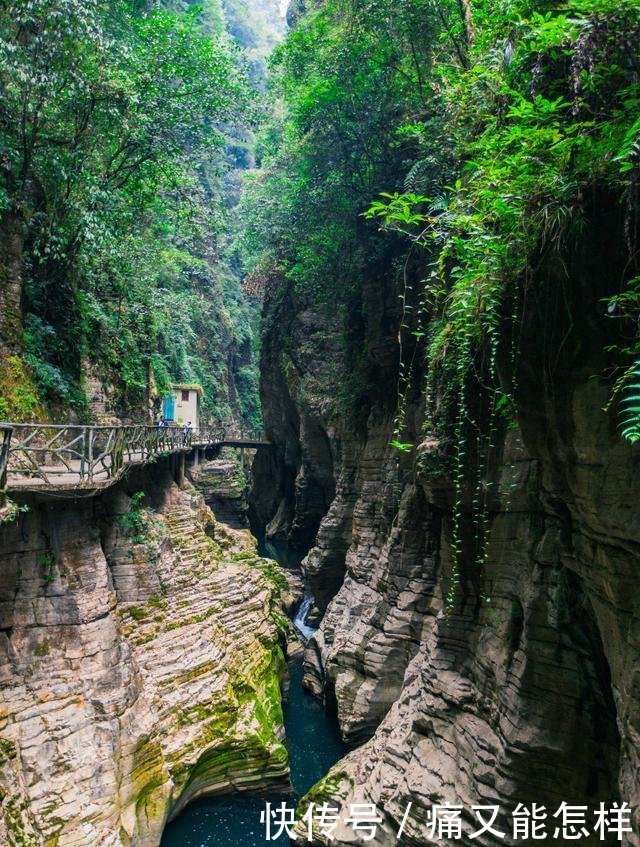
[255,205,640,845]
[0,462,291,847]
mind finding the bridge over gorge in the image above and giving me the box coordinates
[0,422,269,496]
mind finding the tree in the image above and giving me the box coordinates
[0,0,250,414]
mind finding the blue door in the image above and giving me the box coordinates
[163,396,175,421]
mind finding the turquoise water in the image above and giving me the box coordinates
[160,607,345,847]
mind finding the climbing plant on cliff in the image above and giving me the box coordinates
[245,0,640,605]
[238,0,456,430]
[366,0,640,598]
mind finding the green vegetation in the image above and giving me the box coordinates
[33,640,50,658]
[118,491,150,543]
[371,0,639,599]
[0,357,45,422]
[296,769,352,819]
[365,0,640,436]
[38,552,56,585]
[0,0,273,424]
[242,0,640,600]
[240,0,438,303]
[618,361,640,443]
[0,500,29,526]
[239,0,456,427]
[1,0,638,591]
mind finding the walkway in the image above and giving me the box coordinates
[0,422,268,495]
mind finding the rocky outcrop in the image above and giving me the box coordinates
[254,207,640,844]
[302,421,629,846]
[189,454,250,529]
[303,437,440,747]
[0,464,292,847]
[250,289,341,552]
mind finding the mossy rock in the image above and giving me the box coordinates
[0,356,45,422]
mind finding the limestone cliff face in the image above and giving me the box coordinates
[302,419,632,847]
[255,209,640,844]
[189,453,250,529]
[0,464,291,847]
[250,288,344,554]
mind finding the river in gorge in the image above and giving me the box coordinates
[160,546,345,847]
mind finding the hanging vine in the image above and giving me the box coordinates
[365,0,640,606]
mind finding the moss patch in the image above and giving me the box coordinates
[297,770,353,819]
[0,356,45,422]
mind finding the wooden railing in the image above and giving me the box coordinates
[1,422,268,492]
[195,423,267,444]
[0,425,12,490]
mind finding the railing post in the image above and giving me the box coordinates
[80,428,87,481]
[113,428,124,478]
[0,427,12,492]
[87,428,94,483]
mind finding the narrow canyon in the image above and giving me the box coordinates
[1,0,639,845]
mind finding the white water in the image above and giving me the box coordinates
[293,592,316,641]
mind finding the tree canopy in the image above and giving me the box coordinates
[0,0,258,420]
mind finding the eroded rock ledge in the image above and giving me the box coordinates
[0,464,292,847]
[302,418,634,847]
[255,215,640,846]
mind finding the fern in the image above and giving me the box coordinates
[403,157,439,193]
[428,195,450,214]
[619,360,640,444]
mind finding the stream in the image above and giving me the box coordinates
[160,547,345,847]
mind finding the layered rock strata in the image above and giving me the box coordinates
[188,454,250,529]
[301,421,630,847]
[255,212,640,845]
[0,465,291,847]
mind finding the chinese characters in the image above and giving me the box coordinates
[261,801,633,842]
